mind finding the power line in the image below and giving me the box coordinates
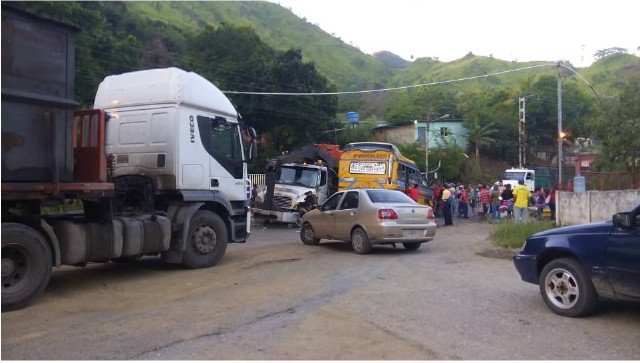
[221,64,556,95]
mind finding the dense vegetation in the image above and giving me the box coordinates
[9,1,639,179]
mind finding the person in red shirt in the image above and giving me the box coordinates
[549,186,557,220]
[457,186,469,218]
[479,185,491,218]
[407,183,420,202]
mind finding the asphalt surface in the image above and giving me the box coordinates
[2,217,639,359]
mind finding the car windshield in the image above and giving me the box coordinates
[278,167,319,188]
[503,171,526,180]
[366,189,414,203]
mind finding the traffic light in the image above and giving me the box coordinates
[559,131,567,139]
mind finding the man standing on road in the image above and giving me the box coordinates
[479,185,490,219]
[491,184,501,222]
[407,183,420,202]
[442,187,453,226]
[458,186,469,219]
[513,179,531,223]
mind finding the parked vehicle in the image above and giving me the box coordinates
[252,145,337,224]
[501,168,535,191]
[513,205,640,317]
[299,189,436,254]
[338,142,434,207]
[1,7,257,310]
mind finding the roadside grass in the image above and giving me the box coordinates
[490,220,556,249]
[41,200,84,214]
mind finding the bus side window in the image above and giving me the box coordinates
[397,165,406,180]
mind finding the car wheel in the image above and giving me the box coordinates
[300,223,320,245]
[182,210,228,269]
[539,258,598,317]
[351,227,372,255]
[403,242,421,251]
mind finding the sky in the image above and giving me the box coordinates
[273,0,639,67]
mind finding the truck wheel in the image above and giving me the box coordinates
[300,223,320,245]
[2,223,52,311]
[351,227,372,255]
[182,210,228,269]
[539,258,598,317]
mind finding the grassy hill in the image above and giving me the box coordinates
[126,1,391,90]
[129,1,638,98]
[373,51,410,69]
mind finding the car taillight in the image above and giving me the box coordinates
[378,208,398,220]
[427,208,435,219]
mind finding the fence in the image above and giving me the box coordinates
[556,190,640,226]
[248,173,266,187]
[582,171,640,190]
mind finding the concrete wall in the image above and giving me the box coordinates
[557,190,640,225]
[374,124,417,144]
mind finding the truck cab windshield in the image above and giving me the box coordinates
[503,171,525,180]
[278,167,319,188]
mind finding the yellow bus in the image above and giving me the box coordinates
[338,142,434,206]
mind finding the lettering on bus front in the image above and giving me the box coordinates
[352,153,387,160]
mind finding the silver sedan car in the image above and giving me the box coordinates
[299,189,437,254]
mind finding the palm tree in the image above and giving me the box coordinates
[465,118,498,169]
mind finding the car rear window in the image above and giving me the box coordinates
[366,190,414,203]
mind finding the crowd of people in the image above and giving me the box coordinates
[430,180,561,225]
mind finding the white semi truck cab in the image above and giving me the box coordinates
[501,168,535,191]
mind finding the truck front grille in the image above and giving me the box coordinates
[273,195,293,210]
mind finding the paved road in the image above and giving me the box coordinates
[2,221,639,359]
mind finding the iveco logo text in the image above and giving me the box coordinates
[189,115,195,143]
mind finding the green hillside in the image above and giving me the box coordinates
[373,51,410,69]
[126,1,391,90]
[117,2,640,97]
[580,53,640,94]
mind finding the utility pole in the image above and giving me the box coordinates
[425,115,430,183]
[557,63,563,186]
[518,96,526,168]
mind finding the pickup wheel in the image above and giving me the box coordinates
[351,227,372,255]
[402,242,422,251]
[2,223,52,311]
[539,258,598,317]
[183,210,228,269]
[300,223,320,245]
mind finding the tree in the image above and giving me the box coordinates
[588,80,640,171]
[593,47,628,60]
[464,118,498,168]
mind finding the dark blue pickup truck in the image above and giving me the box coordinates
[514,205,640,317]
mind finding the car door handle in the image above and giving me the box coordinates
[350,212,356,216]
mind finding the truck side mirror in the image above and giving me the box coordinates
[245,127,257,162]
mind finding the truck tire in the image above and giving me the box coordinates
[2,223,52,311]
[182,210,228,269]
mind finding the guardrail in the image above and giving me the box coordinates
[248,173,266,187]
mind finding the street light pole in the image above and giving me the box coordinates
[557,63,563,186]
